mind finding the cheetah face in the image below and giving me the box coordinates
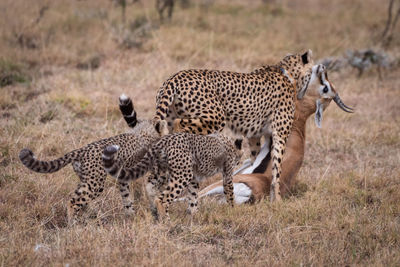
[280,50,314,99]
[280,51,312,76]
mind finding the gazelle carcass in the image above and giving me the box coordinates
[198,64,354,204]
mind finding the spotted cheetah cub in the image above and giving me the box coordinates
[102,132,243,219]
[19,95,159,224]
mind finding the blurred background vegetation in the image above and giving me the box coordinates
[0,0,398,89]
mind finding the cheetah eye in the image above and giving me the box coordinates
[323,86,329,93]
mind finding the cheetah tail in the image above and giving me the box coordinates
[19,148,80,173]
[153,78,175,135]
[119,94,137,128]
[102,145,151,182]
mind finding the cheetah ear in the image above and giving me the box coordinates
[234,139,243,150]
[315,99,324,128]
[301,49,313,65]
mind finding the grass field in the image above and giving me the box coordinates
[1,0,400,265]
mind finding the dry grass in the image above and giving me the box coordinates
[1,0,400,265]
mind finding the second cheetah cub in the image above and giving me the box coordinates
[102,132,243,219]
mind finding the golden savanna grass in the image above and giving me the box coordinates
[1,0,399,265]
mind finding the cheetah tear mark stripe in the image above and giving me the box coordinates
[19,148,81,173]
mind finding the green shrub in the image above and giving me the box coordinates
[0,59,31,87]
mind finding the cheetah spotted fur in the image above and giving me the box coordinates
[102,132,243,219]
[19,95,160,224]
[152,50,314,201]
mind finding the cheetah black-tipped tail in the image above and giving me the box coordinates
[119,94,137,128]
[19,148,77,173]
[102,145,121,176]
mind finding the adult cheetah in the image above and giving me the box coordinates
[152,50,314,201]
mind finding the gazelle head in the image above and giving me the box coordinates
[307,64,354,128]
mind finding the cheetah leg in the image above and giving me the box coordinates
[146,179,158,219]
[68,165,107,224]
[187,180,199,214]
[173,117,225,135]
[248,136,261,162]
[68,182,89,225]
[155,120,169,136]
[118,180,135,215]
[68,182,97,225]
[222,165,235,207]
[165,108,177,133]
[270,133,288,202]
[156,168,192,219]
[154,102,177,136]
[145,172,167,220]
[154,197,167,220]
